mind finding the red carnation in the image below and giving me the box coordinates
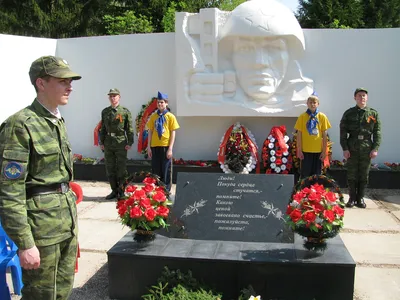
[323,210,335,223]
[312,202,325,214]
[143,177,157,185]
[130,206,143,218]
[144,207,157,221]
[332,205,345,217]
[153,191,167,203]
[156,206,170,218]
[118,204,127,217]
[275,158,282,165]
[325,191,337,202]
[286,205,294,215]
[303,211,317,224]
[275,150,283,157]
[293,192,304,202]
[133,189,146,200]
[143,184,154,194]
[289,209,302,223]
[125,185,137,193]
[139,197,152,209]
[116,200,125,209]
[308,192,321,202]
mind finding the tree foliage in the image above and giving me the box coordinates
[297,0,400,28]
[0,0,399,37]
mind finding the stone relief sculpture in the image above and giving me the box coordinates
[176,0,313,115]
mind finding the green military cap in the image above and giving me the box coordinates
[29,55,81,84]
[108,88,120,95]
[354,87,368,96]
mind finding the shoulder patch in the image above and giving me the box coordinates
[3,161,24,179]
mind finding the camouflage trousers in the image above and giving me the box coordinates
[347,150,371,185]
[104,146,128,186]
[21,235,78,300]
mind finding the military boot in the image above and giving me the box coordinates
[356,181,367,208]
[105,176,118,200]
[345,181,357,208]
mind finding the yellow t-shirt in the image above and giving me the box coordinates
[147,111,180,147]
[294,111,331,153]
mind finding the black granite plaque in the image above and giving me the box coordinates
[166,172,294,243]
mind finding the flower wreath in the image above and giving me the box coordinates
[291,131,333,174]
[262,125,292,174]
[135,97,158,157]
[117,172,172,232]
[217,122,259,174]
[286,175,345,250]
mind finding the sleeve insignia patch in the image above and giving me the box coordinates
[4,161,23,179]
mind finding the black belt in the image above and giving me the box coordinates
[26,183,70,198]
[107,132,125,136]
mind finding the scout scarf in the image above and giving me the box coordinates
[306,108,319,135]
[155,109,168,139]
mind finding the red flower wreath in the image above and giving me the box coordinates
[262,125,292,174]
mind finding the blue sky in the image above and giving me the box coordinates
[278,0,300,12]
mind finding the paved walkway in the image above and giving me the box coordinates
[9,181,400,300]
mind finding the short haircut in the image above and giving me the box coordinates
[307,95,319,103]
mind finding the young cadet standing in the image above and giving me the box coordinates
[99,88,134,200]
[146,92,180,191]
[340,88,381,208]
[0,55,81,299]
[294,94,331,178]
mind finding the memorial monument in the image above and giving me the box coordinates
[107,1,355,299]
[176,0,314,116]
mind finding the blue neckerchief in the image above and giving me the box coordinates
[155,109,168,139]
[306,108,319,135]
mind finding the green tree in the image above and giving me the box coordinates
[103,10,154,35]
[219,0,246,11]
[362,0,400,28]
[296,0,364,28]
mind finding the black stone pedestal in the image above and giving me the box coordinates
[108,232,355,300]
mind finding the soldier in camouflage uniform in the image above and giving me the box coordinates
[99,88,134,200]
[340,88,381,208]
[0,56,81,299]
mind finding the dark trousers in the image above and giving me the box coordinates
[300,152,322,178]
[151,146,172,191]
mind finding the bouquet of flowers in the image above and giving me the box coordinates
[117,174,172,232]
[262,125,292,174]
[286,175,345,250]
[218,122,259,174]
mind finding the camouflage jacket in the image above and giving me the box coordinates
[339,106,381,152]
[99,105,134,147]
[0,99,77,249]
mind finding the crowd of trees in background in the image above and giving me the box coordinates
[0,0,399,38]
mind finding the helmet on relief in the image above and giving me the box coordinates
[218,0,305,57]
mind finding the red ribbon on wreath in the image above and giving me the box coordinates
[93,120,102,146]
[137,98,158,153]
[241,126,260,174]
[271,125,288,152]
[218,125,260,174]
[218,124,234,164]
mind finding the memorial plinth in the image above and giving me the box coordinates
[108,233,355,300]
[108,173,355,300]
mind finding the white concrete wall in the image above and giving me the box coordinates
[0,29,399,164]
[0,34,57,123]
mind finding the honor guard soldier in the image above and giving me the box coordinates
[99,88,134,199]
[340,88,381,208]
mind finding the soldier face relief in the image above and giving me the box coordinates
[232,36,289,102]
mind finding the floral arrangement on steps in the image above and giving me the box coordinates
[286,174,345,251]
[117,173,172,237]
[173,158,218,167]
[291,131,333,174]
[218,122,259,174]
[262,125,292,174]
[135,97,158,158]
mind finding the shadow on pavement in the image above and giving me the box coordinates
[70,264,110,300]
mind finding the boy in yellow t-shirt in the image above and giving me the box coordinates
[294,93,331,178]
[146,92,180,190]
